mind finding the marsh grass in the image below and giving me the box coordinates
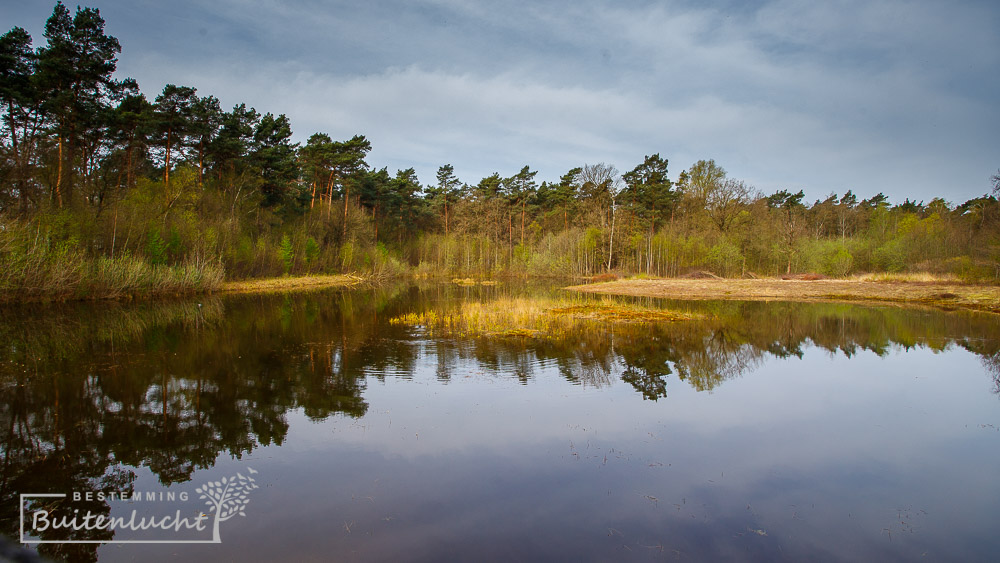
[851,272,962,284]
[86,254,225,299]
[571,278,1000,314]
[0,221,224,301]
[389,296,697,338]
[219,274,363,294]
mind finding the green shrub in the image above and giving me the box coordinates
[146,229,167,266]
[279,234,294,274]
[706,240,743,277]
[304,237,320,269]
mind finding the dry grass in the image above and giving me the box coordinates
[219,274,363,294]
[851,272,962,284]
[590,272,619,283]
[568,278,1000,314]
[451,277,499,286]
[389,296,696,338]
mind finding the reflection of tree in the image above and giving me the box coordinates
[399,293,1000,397]
[4,285,1000,558]
[676,340,765,392]
[0,291,387,559]
[973,349,1000,396]
[0,362,136,562]
[621,366,667,400]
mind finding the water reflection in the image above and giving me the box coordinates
[2,285,999,560]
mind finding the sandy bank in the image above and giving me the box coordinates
[566,278,1000,314]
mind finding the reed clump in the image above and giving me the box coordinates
[389,296,697,338]
[851,272,962,284]
[548,303,692,322]
[0,221,224,302]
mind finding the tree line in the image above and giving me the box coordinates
[2,3,999,299]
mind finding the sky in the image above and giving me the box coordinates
[4,0,999,204]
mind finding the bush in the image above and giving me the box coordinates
[146,229,167,265]
[279,234,294,274]
[949,256,994,283]
[304,237,320,269]
[706,240,743,278]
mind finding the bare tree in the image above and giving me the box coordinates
[576,163,623,270]
[706,178,757,232]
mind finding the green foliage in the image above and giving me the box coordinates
[706,240,743,277]
[339,240,355,271]
[304,237,320,268]
[279,234,294,274]
[253,113,300,208]
[583,227,601,252]
[798,239,854,277]
[825,245,853,277]
[0,218,221,301]
[950,256,994,283]
[167,226,183,260]
[146,229,167,265]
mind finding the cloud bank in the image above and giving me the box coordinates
[4,0,998,202]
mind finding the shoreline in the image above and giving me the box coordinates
[565,278,1000,314]
[0,274,366,305]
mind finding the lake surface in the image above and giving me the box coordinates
[3,283,1000,562]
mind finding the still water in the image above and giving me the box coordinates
[3,283,1000,561]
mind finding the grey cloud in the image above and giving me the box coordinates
[3,0,998,201]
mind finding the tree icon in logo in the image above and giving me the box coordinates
[195,469,260,543]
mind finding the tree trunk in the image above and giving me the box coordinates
[607,201,616,271]
[648,224,654,275]
[55,135,64,208]
[111,206,118,259]
[126,132,134,189]
[520,199,525,245]
[326,170,335,218]
[342,183,350,241]
[164,127,172,200]
[198,140,204,188]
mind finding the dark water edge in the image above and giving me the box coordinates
[3,283,1000,562]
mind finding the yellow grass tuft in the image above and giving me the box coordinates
[389,296,697,339]
[219,274,363,294]
[851,272,962,284]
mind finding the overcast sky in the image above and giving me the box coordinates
[4,0,999,203]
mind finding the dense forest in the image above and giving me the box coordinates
[2,3,999,300]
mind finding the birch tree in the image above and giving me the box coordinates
[576,163,623,270]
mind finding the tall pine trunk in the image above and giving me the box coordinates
[342,184,350,242]
[164,126,172,201]
[55,135,64,207]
